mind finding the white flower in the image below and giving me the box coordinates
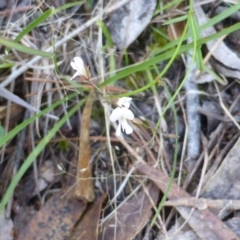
[70,57,88,80]
[110,107,134,136]
[117,97,132,108]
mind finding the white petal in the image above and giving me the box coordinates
[74,57,84,68]
[117,97,132,108]
[74,57,87,76]
[70,57,88,79]
[121,119,133,134]
[70,71,79,80]
[116,123,122,136]
[121,108,134,120]
[70,61,78,70]
[110,107,122,122]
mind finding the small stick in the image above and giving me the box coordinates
[165,197,240,211]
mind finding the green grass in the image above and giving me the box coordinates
[0,97,86,213]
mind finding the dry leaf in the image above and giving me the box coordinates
[0,104,23,130]
[158,229,200,240]
[33,161,55,196]
[194,4,240,79]
[107,0,156,49]
[226,217,240,237]
[70,194,106,240]
[201,137,240,218]
[0,211,14,240]
[201,99,223,135]
[17,190,86,240]
[167,21,185,41]
[135,163,239,240]
[99,183,159,240]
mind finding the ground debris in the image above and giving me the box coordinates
[99,183,159,240]
[17,189,87,240]
[136,163,239,240]
[107,0,156,49]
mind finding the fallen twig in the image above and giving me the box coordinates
[165,197,240,211]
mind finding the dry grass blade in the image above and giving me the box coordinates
[75,90,95,202]
[99,183,159,240]
[0,87,58,120]
[135,163,239,240]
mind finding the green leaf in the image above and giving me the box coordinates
[5,2,83,55]
[53,1,83,14]
[203,65,228,85]
[97,20,114,47]
[0,125,4,138]
[0,92,79,147]
[0,37,52,58]
[99,21,240,89]
[13,10,52,46]
[0,98,86,214]
[162,15,188,25]
[0,62,14,69]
